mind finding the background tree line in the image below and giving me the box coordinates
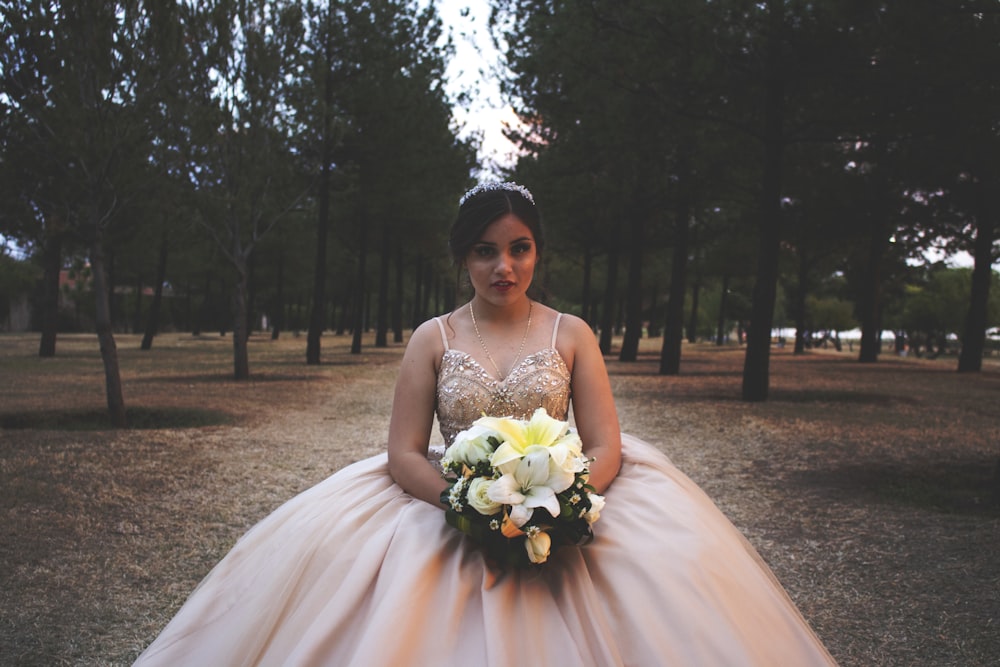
[1,0,998,426]
[493,0,999,399]
[1,0,475,425]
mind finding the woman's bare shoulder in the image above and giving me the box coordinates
[404,315,450,365]
[554,311,597,345]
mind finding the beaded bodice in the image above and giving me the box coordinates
[436,347,571,446]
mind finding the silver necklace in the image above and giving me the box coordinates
[469,301,533,380]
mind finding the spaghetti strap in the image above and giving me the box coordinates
[434,317,449,351]
[551,312,563,348]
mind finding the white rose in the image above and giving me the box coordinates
[524,529,552,564]
[547,436,586,476]
[467,477,503,515]
[583,493,606,525]
[444,424,496,467]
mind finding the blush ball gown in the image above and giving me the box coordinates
[135,315,836,666]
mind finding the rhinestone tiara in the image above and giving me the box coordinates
[459,181,535,206]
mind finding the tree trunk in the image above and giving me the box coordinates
[687,277,700,344]
[194,273,211,337]
[411,254,424,329]
[393,243,404,342]
[351,211,369,355]
[306,145,332,364]
[246,253,257,340]
[336,286,349,336]
[38,233,61,357]
[232,259,250,380]
[90,235,127,427]
[957,209,996,372]
[741,207,782,401]
[439,279,456,313]
[620,208,646,362]
[793,249,809,355]
[375,221,390,347]
[716,273,730,346]
[599,247,619,355]
[742,0,785,402]
[645,286,660,338]
[271,249,285,340]
[184,284,192,333]
[581,243,594,327]
[857,217,888,363]
[141,233,169,350]
[422,262,434,322]
[132,273,143,334]
[660,192,690,374]
[107,251,118,332]
[218,276,228,336]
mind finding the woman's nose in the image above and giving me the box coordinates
[494,252,513,272]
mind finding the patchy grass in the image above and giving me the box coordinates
[0,407,232,430]
[1,331,998,666]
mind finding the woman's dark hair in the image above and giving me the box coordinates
[448,183,544,265]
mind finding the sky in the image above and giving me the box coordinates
[435,0,521,177]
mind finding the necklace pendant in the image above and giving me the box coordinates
[489,384,516,417]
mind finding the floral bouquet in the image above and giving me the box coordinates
[440,408,605,566]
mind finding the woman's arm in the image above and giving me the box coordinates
[559,315,622,493]
[386,320,450,508]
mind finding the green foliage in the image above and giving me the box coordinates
[0,253,37,299]
[897,267,1000,339]
[806,296,857,333]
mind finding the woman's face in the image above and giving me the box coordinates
[464,213,537,307]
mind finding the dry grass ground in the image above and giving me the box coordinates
[1,331,998,666]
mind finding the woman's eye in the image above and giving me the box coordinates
[512,243,532,255]
[474,246,494,257]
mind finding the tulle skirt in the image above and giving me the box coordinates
[135,435,836,666]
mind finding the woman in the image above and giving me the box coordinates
[136,182,836,666]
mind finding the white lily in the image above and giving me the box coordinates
[480,408,583,475]
[487,447,575,527]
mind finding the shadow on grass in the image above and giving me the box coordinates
[793,461,1000,517]
[605,358,744,379]
[261,358,375,368]
[0,406,233,431]
[136,372,329,384]
[768,389,898,405]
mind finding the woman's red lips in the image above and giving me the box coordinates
[492,281,514,290]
